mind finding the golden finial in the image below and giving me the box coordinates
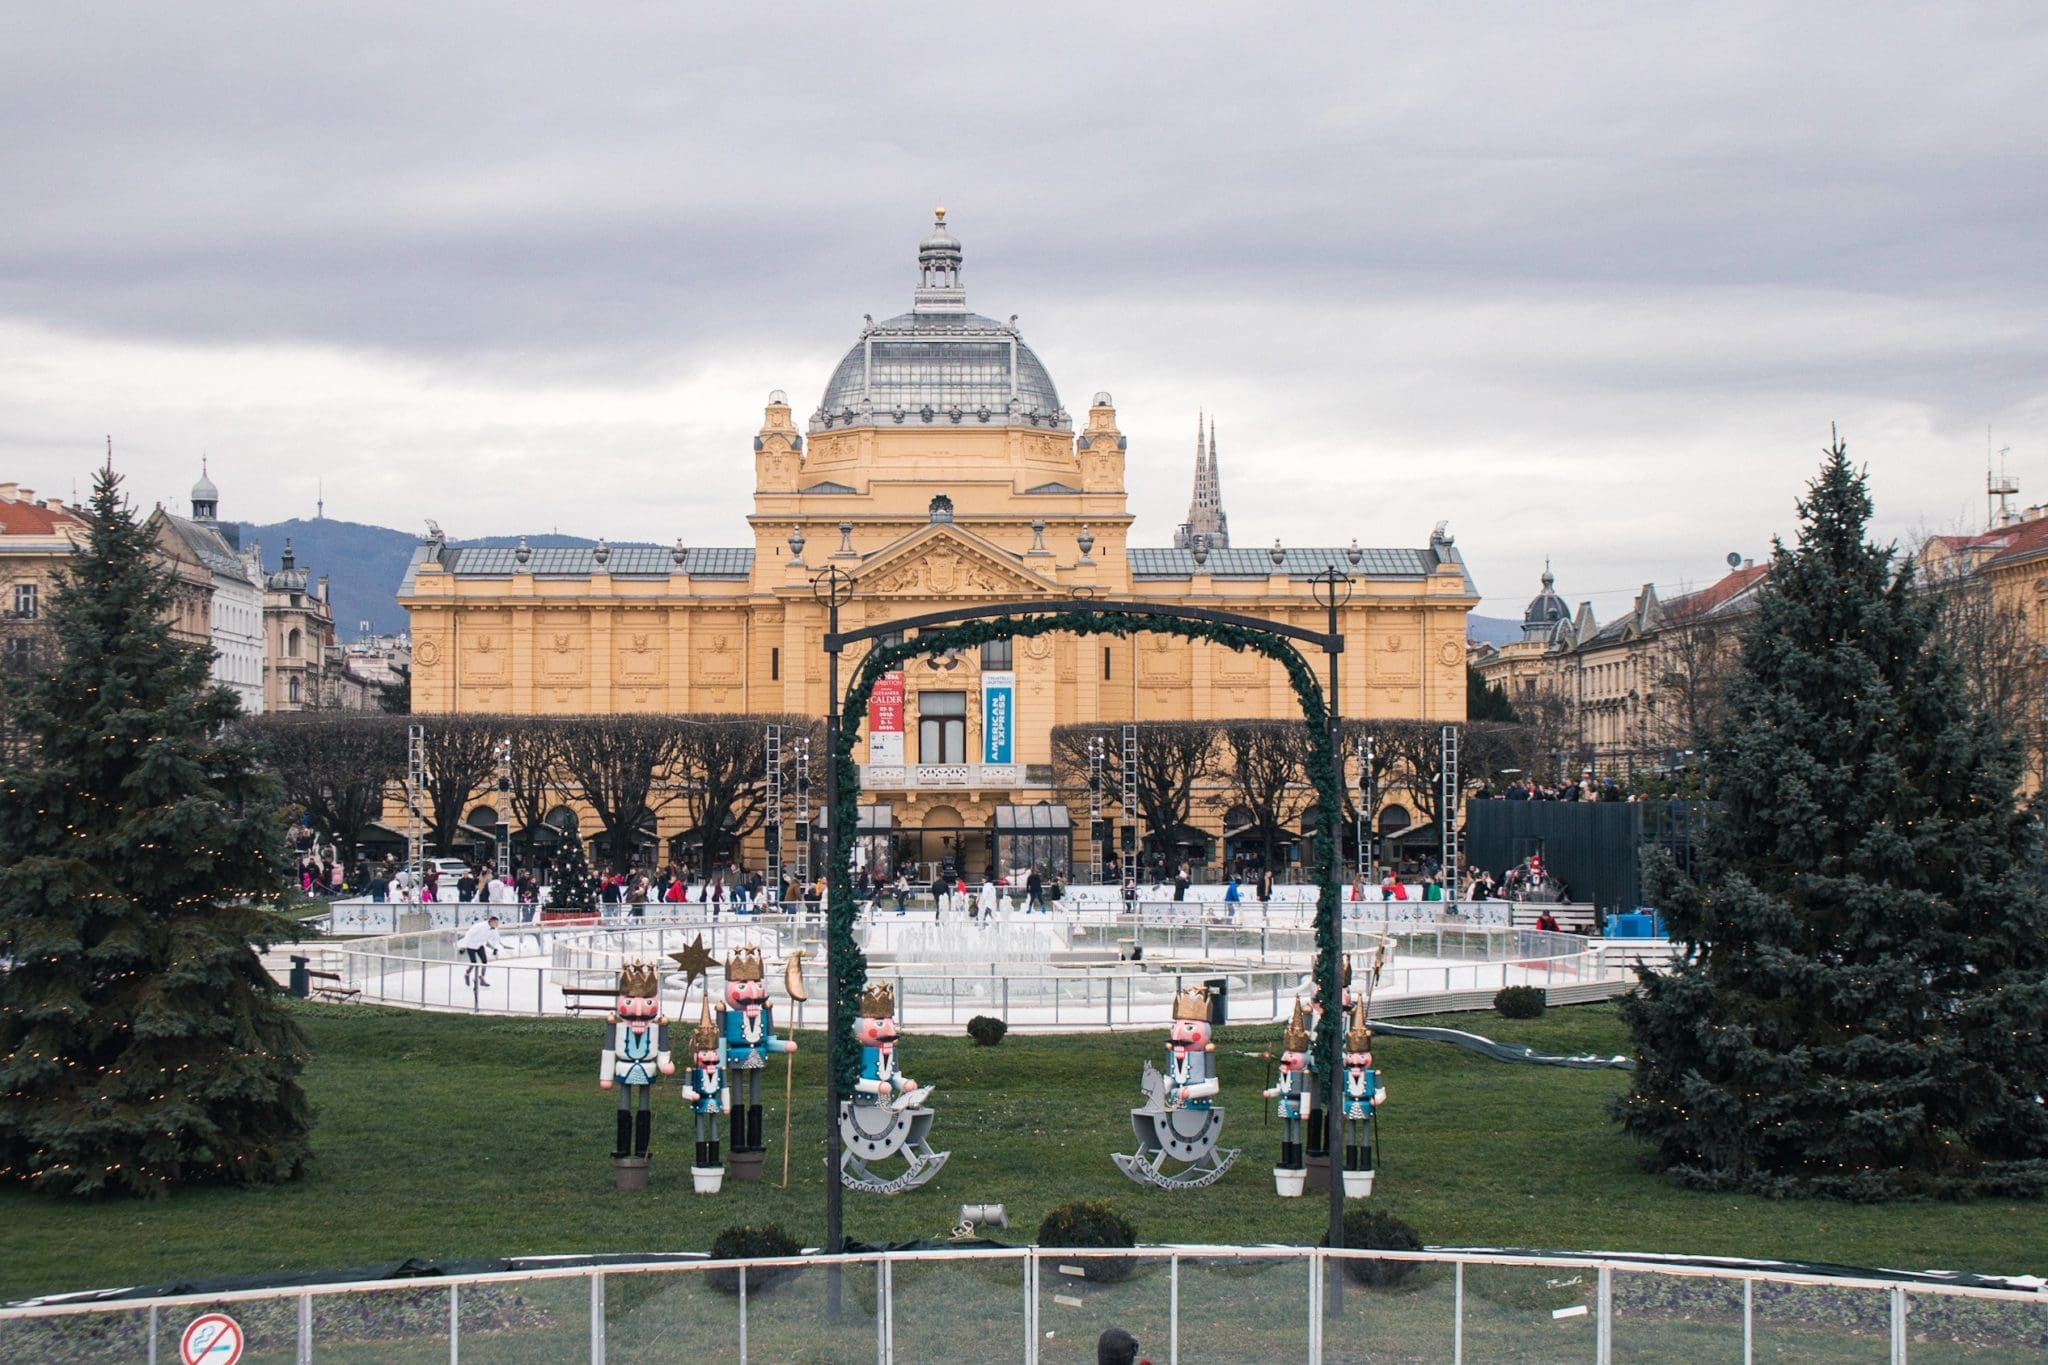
[934,205,946,222]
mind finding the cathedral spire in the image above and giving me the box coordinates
[1174,410,1232,549]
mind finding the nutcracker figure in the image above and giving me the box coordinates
[681,993,729,1194]
[716,946,796,1178]
[1263,1003,1314,1196]
[1113,985,1239,1189]
[838,982,948,1193]
[598,962,673,1170]
[1340,1001,1385,1197]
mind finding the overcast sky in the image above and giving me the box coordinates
[3,3,2042,618]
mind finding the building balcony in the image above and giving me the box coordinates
[859,763,1025,790]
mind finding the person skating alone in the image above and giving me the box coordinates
[457,913,503,987]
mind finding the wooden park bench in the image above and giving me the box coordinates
[306,969,360,1003]
[559,986,619,1015]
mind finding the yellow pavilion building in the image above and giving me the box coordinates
[399,212,1477,876]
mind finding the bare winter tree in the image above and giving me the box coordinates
[548,714,689,869]
[416,715,505,855]
[1219,719,1313,870]
[502,716,563,862]
[1925,571,2042,787]
[671,714,820,873]
[1640,585,1747,753]
[1051,720,1222,859]
[243,712,408,869]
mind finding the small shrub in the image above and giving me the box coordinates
[1037,1199,1136,1284]
[1325,1208,1424,1288]
[967,1015,1009,1047]
[706,1223,802,1295]
[1494,985,1547,1019]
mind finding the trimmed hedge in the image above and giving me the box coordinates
[1494,985,1547,1019]
[967,1016,1009,1047]
[1037,1199,1136,1284]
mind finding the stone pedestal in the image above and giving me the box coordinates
[612,1156,650,1192]
[1305,1151,1332,1194]
[728,1152,765,1183]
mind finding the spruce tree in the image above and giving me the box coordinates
[1614,437,2048,1199]
[549,838,599,911]
[0,468,312,1196]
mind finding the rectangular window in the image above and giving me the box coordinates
[981,638,1013,670]
[918,690,966,765]
[11,583,35,620]
[1103,646,1113,681]
[771,647,780,681]
[5,635,40,672]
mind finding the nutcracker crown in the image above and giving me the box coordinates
[858,982,896,1019]
[1281,1001,1311,1053]
[616,961,660,998]
[1346,1001,1372,1053]
[690,993,719,1051]
[725,946,765,983]
[1171,984,1213,1023]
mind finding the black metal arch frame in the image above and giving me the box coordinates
[811,583,1357,1260]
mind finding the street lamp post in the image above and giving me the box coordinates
[810,564,856,1275]
[1307,561,1354,1260]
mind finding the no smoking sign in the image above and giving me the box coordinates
[179,1312,244,1365]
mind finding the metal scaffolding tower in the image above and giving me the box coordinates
[494,735,512,879]
[405,722,425,874]
[794,735,812,889]
[1088,735,1106,878]
[1440,723,1461,889]
[1121,722,1139,888]
[763,723,782,898]
[1356,732,1374,883]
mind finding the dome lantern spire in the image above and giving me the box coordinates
[913,206,967,315]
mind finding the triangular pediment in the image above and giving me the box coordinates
[854,523,1056,599]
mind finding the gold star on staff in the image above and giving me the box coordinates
[669,935,717,990]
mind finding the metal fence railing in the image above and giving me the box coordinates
[4,1245,2039,1364]
[320,918,1618,1028]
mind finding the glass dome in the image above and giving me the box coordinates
[811,212,1068,432]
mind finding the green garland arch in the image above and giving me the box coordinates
[827,609,1346,1102]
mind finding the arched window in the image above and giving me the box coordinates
[287,628,301,658]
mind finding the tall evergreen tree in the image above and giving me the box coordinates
[1614,437,2048,1199]
[0,468,312,1196]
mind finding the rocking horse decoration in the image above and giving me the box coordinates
[837,983,949,1194]
[1113,984,1241,1190]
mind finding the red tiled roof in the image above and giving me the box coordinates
[1666,563,1768,621]
[1978,517,2048,568]
[0,497,90,536]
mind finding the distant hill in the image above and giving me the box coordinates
[231,519,637,638]
[1465,614,1522,646]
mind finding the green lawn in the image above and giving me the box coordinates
[0,1003,2040,1304]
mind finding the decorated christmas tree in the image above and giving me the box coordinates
[1614,437,2048,1199]
[549,838,599,911]
[0,467,313,1196]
